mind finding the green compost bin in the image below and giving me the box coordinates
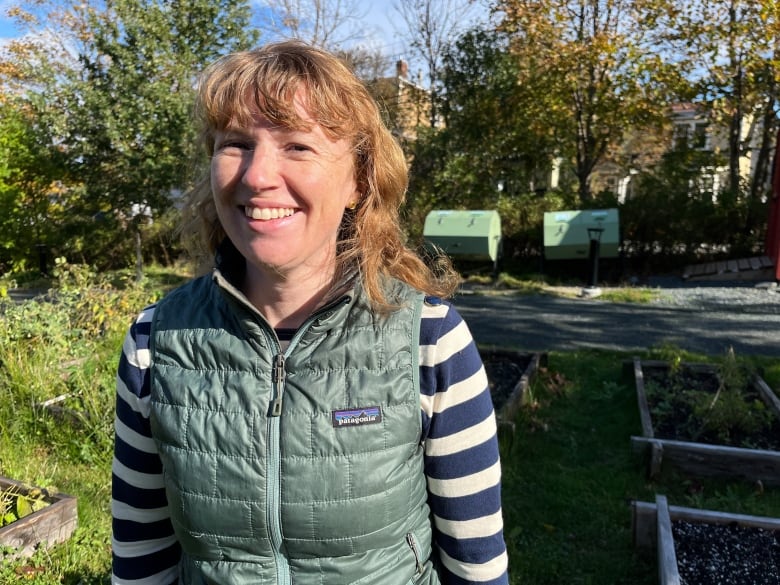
[423,210,502,265]
[543,208,620,260]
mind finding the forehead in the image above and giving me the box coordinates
[224,87,310,127]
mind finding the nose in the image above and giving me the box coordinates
[241,146,280,191]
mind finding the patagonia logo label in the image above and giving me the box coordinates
[332,406,382,428]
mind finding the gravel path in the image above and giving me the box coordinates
[452,280,780,357]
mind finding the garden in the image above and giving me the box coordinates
[2,263,780,584]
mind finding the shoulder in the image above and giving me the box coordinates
[156,274,213,309]
[126,304,158,353]
[419,296,481,381]
[419,296,470,346]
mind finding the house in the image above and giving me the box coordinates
[365,59,435,143]
[590,102,768,204]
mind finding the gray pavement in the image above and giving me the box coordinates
[452,289,780,357]
[8,284,780,356]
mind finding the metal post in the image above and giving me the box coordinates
[36,244,48,276]
[588,236,601,287]
[582,227,604,297]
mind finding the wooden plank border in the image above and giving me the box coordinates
[632,497,780,551]
[655,496,681,585]
[482,349,547,449]
[0,476,78,558]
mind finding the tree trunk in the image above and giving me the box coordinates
[135,228,143,283]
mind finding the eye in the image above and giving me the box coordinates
[218,139,251,151]
[214,131,253,152]
[287,143,312,153]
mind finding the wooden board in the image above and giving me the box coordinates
[683,256,775,282]
[483,349,547,424]
[483,349,547,449]
[0,476,78,557]
[654,496,681,585]
[632,496,780,551]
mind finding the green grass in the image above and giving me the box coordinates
[465,273,662,303]
[1,267,779,583]
[597,287,660,304]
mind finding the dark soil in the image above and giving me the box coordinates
[643,366,780,451]
[483,352,533,413]
[673,520,780,585]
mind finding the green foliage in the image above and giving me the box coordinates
[0,263,185,582]
[0,101,65,274]
[409,29,559,210]
[619,141,767,265]
[405,29,579,257]
[0,0,257,274]
[496,0,673,204]
[598,287,659,304]
[0,262,164,478]
[1,485,50,526]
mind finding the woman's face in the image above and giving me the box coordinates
[210,94,358,283]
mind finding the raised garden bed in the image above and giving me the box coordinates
[633,495,780,585]
[629,357,780,485]
[482,348,546,422]
[0,476,77,557]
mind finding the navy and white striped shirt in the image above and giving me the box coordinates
[112,299,508,584]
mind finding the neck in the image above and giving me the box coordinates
[242,265,337,329]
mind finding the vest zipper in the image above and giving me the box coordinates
[268,347,289,582]
[271,353,286,416]
[406,532,423,576]
[263,295,349,585]
[267,409,291,585]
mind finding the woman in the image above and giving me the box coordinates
[112,40,508,585]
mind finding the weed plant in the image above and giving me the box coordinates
[643,348,778,448]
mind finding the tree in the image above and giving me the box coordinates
[393,0,481,127]
[1,0,257,273]
[254,0,368,48]
[496,0,674,203]
[0,101,66,273]
[336,45,393,80]
[404,29,572,257]
[638,0,780,237]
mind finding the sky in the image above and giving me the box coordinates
[0,0,16,40]
[0,1,488,59]
[0,1,406,50]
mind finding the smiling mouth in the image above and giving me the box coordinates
[244,206,296,221]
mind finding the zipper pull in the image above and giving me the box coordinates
[406,533,423,575]
[271,353,286,416]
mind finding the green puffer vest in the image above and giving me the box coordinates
[149,273,440,585]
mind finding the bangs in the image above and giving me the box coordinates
[203,70,308,133]
[197,48,362,148]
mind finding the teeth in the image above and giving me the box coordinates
[245,207,295,220]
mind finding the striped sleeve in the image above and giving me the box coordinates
[112,306,181,585]
[419,298,509,585]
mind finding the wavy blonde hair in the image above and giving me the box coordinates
[180,40,459,310]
